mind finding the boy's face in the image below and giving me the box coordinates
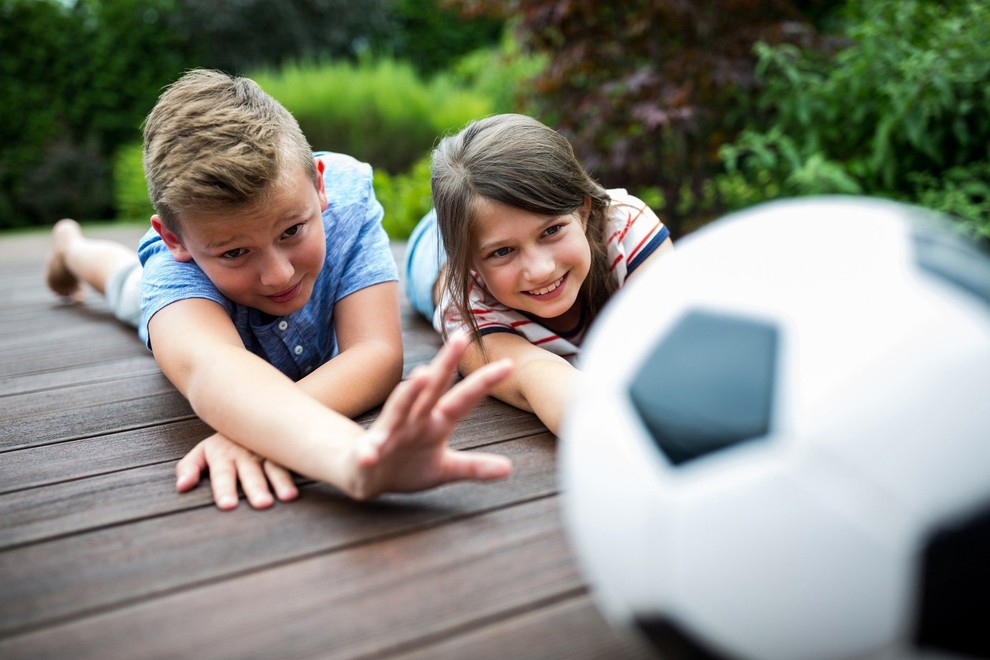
[156,160,329,317]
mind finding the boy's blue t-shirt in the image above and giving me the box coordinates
[137,152,398,381]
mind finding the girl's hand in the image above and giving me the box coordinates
[175,432,299,510]
[345,332,513,500]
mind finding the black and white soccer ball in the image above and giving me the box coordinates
[560,197,990,659]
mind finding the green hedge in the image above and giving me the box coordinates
[251,58,492,175]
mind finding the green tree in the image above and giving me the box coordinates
[719,0,990,236]
[0,0,186,227]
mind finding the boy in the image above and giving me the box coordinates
[45,69,512,509]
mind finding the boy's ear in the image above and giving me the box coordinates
[151,214,193,263]
[314,157,328,212]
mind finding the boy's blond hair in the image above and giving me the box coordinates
[143,69,316,234]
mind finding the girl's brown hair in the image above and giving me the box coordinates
[432,113,616,350]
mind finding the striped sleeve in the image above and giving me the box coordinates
[605,189,670,286]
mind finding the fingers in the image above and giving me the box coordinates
[175,442,207,493]
[178,435,298,510]
[207,458,241,510]
[408,332,471,420]
[263,460,299,502]
[436,358,512,422]
[235,455,275,509]
[373,370,429,441]
[440,450,513,483]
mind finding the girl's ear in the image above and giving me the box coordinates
[151,215,193,263]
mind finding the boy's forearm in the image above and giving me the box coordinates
[296,338,403,417]
[176,343,363,487]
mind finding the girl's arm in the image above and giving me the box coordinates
[152,297,512,502]
[459,331,576,436]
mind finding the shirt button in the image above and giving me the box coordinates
[294,345,303,355]
[278,320,288,331]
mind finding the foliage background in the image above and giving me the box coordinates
[1,0,987,240]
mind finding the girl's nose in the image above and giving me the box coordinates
[523,248,555,282]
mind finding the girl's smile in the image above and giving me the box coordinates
[525,273,568,299]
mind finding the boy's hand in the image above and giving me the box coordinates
[176,432,300,510]
[345,332,514,500]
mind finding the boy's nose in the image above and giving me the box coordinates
[260,252,294,287]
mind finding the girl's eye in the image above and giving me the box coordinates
[544,224,563,237]
[490,246,512,259]
[221,248,247,260]
[282,223,304,239]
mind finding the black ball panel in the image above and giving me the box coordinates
[915,500,990,658]
[628,310,777,466]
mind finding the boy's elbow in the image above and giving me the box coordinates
[373,339,404,389]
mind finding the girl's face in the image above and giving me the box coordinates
[471,197,592,324]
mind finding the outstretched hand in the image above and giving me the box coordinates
[345,332,513,500]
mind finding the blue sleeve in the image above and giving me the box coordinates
[137,227,231,349]
[318,153,398,304]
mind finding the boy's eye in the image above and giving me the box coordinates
[281,223,304,239]
[221,248,247,259]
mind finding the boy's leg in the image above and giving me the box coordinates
[46,218,143,327]
[403,209,446,321]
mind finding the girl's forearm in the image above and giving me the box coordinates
[514,359,576,436]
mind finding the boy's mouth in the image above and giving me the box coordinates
[267,281,302,304]
[525,274,566,298]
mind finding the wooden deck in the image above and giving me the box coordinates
[0,225,654,659]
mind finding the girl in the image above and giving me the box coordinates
[404,114,673,434]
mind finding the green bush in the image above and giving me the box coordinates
[251,58,492,174]
[374,154,434,240]
[717,0,990,234]
[113,142,154,223]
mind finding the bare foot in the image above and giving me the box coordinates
[45,218,83,299]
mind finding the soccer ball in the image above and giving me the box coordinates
[560,197,990,659]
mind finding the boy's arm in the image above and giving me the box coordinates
[294,281,403,417]
[459,332,576,436]
[151,298,365,487]
[155,297,513,501]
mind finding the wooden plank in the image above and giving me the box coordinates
[0,434,557,637]
[0,497,640,660]
[0,418,211,494]
[0,432,554,549]
[0,356,161,398]
[2,372,183,421]
[388,593,655,660]
[0,396,543,494]
[0,385,194,452]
